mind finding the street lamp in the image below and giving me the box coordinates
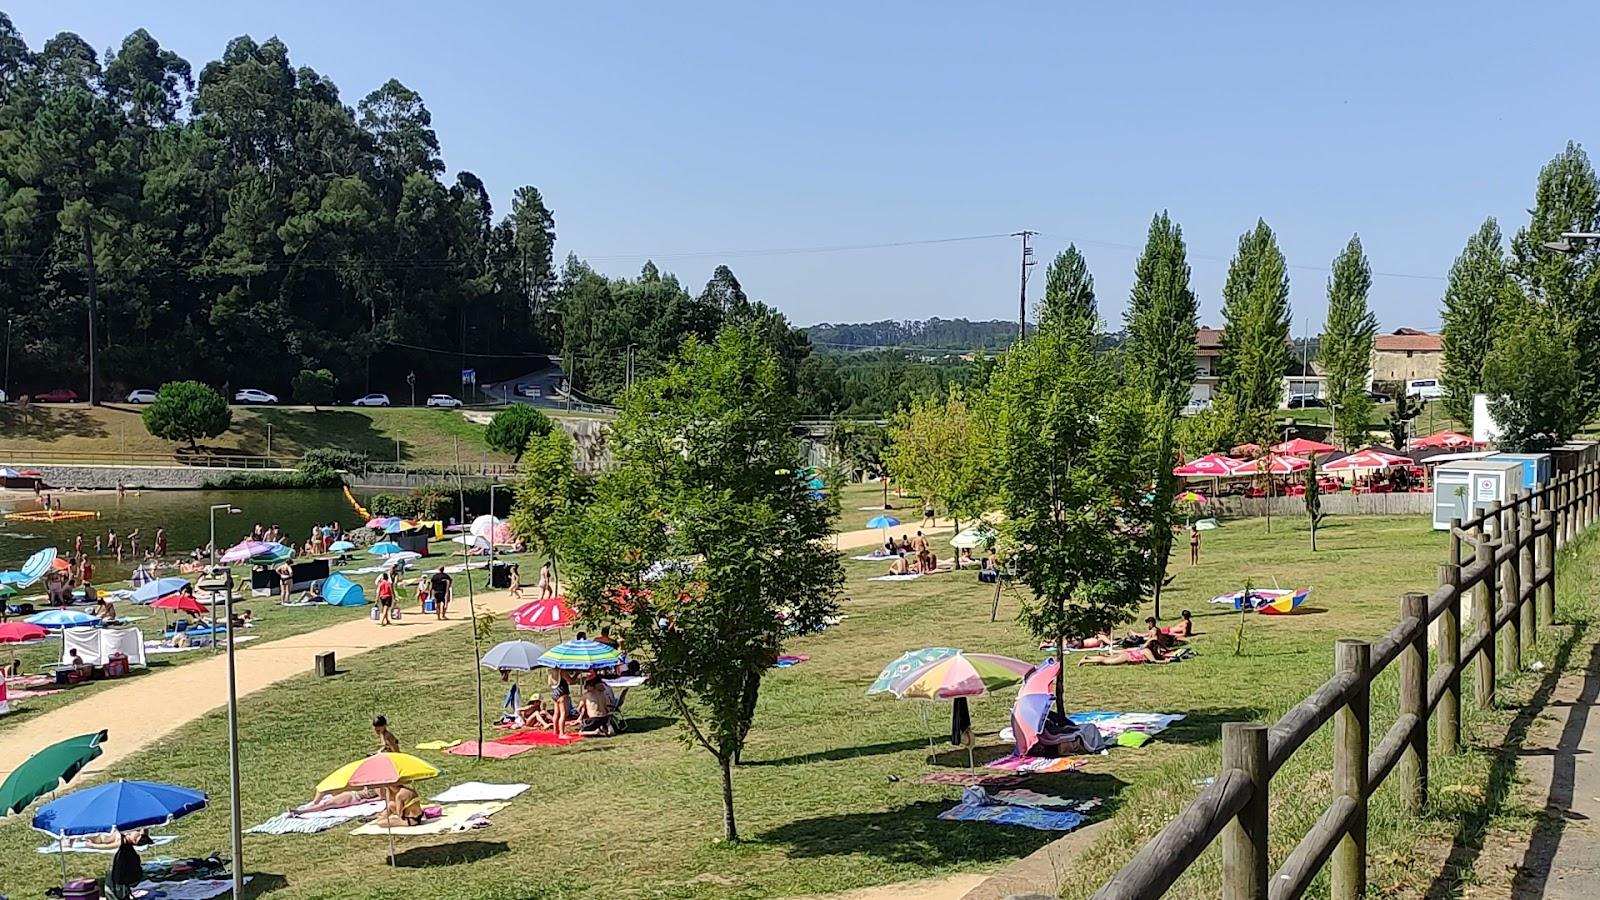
[201,503,243,899]
[1542,231,1600,254]
[208,505,241,653]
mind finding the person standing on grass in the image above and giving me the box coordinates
[376,573,395,626]
[430,567,452,620]
[275,560,295,605]
[537,561,553,600]
[1189,524,1200,565]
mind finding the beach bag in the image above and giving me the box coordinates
[390,607,402,621]
[369,607,381,621]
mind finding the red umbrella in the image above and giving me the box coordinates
[1271,437,1337,456]
[1322,449,1412,472]
[1250,453,1312,475]
[1413,430,1474,449]
[0,622,49,643]
[49,558,70,572]
[1172,453,1252,477]
[509,596,577,631]
[151,594,208,616]
[1231,442,1263,457]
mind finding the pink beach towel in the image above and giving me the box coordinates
[445,741,534,760]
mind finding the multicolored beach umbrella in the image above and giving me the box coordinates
[867,647,960,696]
[890,652,1034,700]
[1011,658,1059,755]
[537,639,621,671]
[220,540,276,564]
[1210,587,1312,615]
[316,752,438,794]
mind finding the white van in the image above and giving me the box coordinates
[1406,378,1444,400]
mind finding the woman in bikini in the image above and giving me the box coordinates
[1078,637,1171,666]
[373,784,423,828]
[537,562,553,600]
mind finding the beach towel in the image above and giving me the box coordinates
[129,877,251,900]
[774,655,809,668]
[991,790,1103,813]
[1067,712,1186,737]
[850,553,895,561]
[445,741,533,759]
[938,787,1086,831]
[415,740,461,751]
[984,754,1089,774]
[36,835,178,854]
[8,688,65,699]
[492,730,583,747]
[245,800,386,835]
[350,802,507,836]
[868,573,922,582]
[915,771,1026,787]
[431,782,530,803]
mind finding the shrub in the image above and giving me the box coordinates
[144,381,232,449]
[291,368,337,407]
[302,448,370,477]
[485,404,553,459]
[368,493,412,517]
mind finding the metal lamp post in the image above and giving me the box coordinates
[208,505,240,654]
[202,503,243,898]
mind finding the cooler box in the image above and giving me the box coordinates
[489,562,512,589]
[103,652,129,679]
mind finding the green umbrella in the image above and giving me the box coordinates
[0,730,107,816]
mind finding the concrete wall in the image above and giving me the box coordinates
[31,463,298,490]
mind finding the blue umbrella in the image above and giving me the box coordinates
[3,548,58,589]
[33,780,207,837]
[24,609,99,630]
[368,542,403,556]
[865,515,901,530]
[328,540,356,553]
[481,640,548,671]
[130,578,190,604]
[538,639,622,670]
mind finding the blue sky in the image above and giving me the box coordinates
[13,2,1599,332]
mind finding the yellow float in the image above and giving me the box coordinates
[4,509,100,522]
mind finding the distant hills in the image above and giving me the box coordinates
[803,318,1020,352]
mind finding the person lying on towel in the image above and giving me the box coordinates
[1076,637,1176,666]
[295,787,380,815]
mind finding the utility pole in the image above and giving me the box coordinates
[1012,230,1038,342]
[83,221,99,406]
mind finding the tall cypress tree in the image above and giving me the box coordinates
[1123,211,1197,619]
[1217,219,1292,440]
[1318,236,1377,449]
[1440,218,1509,423]
[1039,244,1096,341]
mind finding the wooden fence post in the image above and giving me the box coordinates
[1537,509,1556,628]
[1520,502,1537,654]
[1332,640,1370,900]
[1221,723,1269,900]
[1474,529,1496,709]
[1501,497,1522,673]
[1400,592,1429,814]
[1449,516,1462,567]
[1437,563,1461,754]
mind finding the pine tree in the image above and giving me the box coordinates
[1318,236,1377,449]
[1439,218,1509,423]
[1217,219,1292,436]
[1039,244,1096,340]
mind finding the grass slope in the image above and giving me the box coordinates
[0,513,1482,899]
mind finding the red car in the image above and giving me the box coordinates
[33,389,79,403]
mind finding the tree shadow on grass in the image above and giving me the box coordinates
[392,840,509,868]
[1133,706,1267,747]
[238,410,396,459]
[621,714,675,735]
[240,872,288,898]
[759,801,1062,865]
[748,737,936,767]
[0,406,109,442]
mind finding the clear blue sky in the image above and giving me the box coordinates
[14,2,1600,332]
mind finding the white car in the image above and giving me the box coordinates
[352,393,391,407]
[126,389,158,404]
[234,388,278,404]
[426,394,463,408]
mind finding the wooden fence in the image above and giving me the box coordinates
[1093,462,1600,900]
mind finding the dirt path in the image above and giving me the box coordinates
[0,522,951,780]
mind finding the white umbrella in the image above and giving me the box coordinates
[469,515,504,540]
[381,551,423,569]
[949,526,998,550]
[449,534,492,552]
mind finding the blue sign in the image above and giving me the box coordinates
[461,368,476,385]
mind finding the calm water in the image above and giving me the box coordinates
[0,489,375,584]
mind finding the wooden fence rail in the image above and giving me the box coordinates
[1093,461,1600,900]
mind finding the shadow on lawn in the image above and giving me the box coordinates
[392,840,509,868]
[0,406,109,441]
[240,872,288,898]
[749,737,935,767]
[1143,706,1267,746]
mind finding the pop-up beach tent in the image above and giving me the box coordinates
[322,573,367,607]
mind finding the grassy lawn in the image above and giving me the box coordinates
[1279,398,1464,437]
[0,512,1501,899]
[0,405,557,465]
[833,482,925,535]
[0,549,538,732]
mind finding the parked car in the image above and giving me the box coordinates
[426,394,463,408]
[233,388,278,404]
[34,388,79,403]
[1366,390,1392,404]
[1287,394,1326,409]
[352,393,391,407]
[0,388,7,403]
[1405,378,1444,400]
[514,383,542,398]
[125,389,158,404]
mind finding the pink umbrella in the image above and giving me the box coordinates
[1010,658,1060,755]
[1271,437,1337,456]
[1413,430,1474,449]
[1249,453,1311,475]
[1172,453,1252,478]
[1322,449,1412,472]
[219,540,276,564]
[509,596,577,631]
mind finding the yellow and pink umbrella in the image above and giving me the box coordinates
[318,752,439,865]
[890,652,1034,700]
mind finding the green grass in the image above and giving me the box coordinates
[832,482,937,536]
[0,405,532,465]
[0,548,539,731]
[1280,399,1464,437]
[0,512,1499,899]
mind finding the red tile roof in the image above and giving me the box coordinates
[1195,327,1224,355]
[1374,328,1442,352]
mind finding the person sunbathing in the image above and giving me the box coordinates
[888,556,915,576]
[516,694,554,730]
[1077,638,1172,666]
[64,828,150,850]
[1174,609,1196,638]
[372,785,424,828]
[295,787,380,814]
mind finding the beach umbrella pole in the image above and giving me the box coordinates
[58,834,66,888]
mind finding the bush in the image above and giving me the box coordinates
[368,493,412,517]
[292,368,337,408]
[144,381,232,449]
[302,448,370,477]
[485,404,553,459]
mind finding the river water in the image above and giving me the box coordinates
[0,488,375,584]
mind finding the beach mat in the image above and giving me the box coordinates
[130,878,251,900]
[350,802,507,836]
[432,782,530,803]
[984,754,1089,774]
[37,835,177,854]
[445,741,533,759]
[492,730,583,747]
[246,800,385,835]
[938,787,1085,832]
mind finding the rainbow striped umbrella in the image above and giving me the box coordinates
[537,639,621,670]
[868,647,960,696]
[220,540,276,564]
[1011,658,1060,755]
[890,652,1034,700]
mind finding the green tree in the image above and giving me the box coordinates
[1482,302,1587,451]
[508,428,578,594]
[291,368,336,408]
[1038,244,1096,339]
[1217,219,1292,427]
[1440,218,1510,422]
[556,326,844,842]
[883,387,987,538]
[987,325,1153,711]
[484,404,553,459]
[142,380,231,449]
[1123,211,1197,618]
[1318,236,1377,449]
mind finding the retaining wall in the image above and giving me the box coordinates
[29,463,298,490]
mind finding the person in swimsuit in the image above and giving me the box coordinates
[1189,525,1201,565]
[1077,638,1172,666]
[373,715,401,753]
[375,574,395,626]
[374,785,423,828]
[537,562,553,600]
[508,564,523,600]
[1175,609,1196,638]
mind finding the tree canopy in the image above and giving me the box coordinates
[1216,219,1292,440]
[1319,236,1377,449]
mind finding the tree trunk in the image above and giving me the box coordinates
[1053,634,1066,716]
[1152,527,1173,620]
[719,754,739,842]
[881,477,889,510]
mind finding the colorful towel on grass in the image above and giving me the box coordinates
[130,877,251,900]
[8,688,65,699]
[915,771,1026,787]
[1067,712,1186,737]
[445,740,533,759]
[416,739,461,750]
[246,800,386,835]
[432,782,530,803]
[350,802,507,836]
[37,835,178,854]
[991,790,1105,813]
[938,787,1086,832]
[493,730,583,747]
[868,573,922,582]
[774,655,810,668]
[984,754,1089,774]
